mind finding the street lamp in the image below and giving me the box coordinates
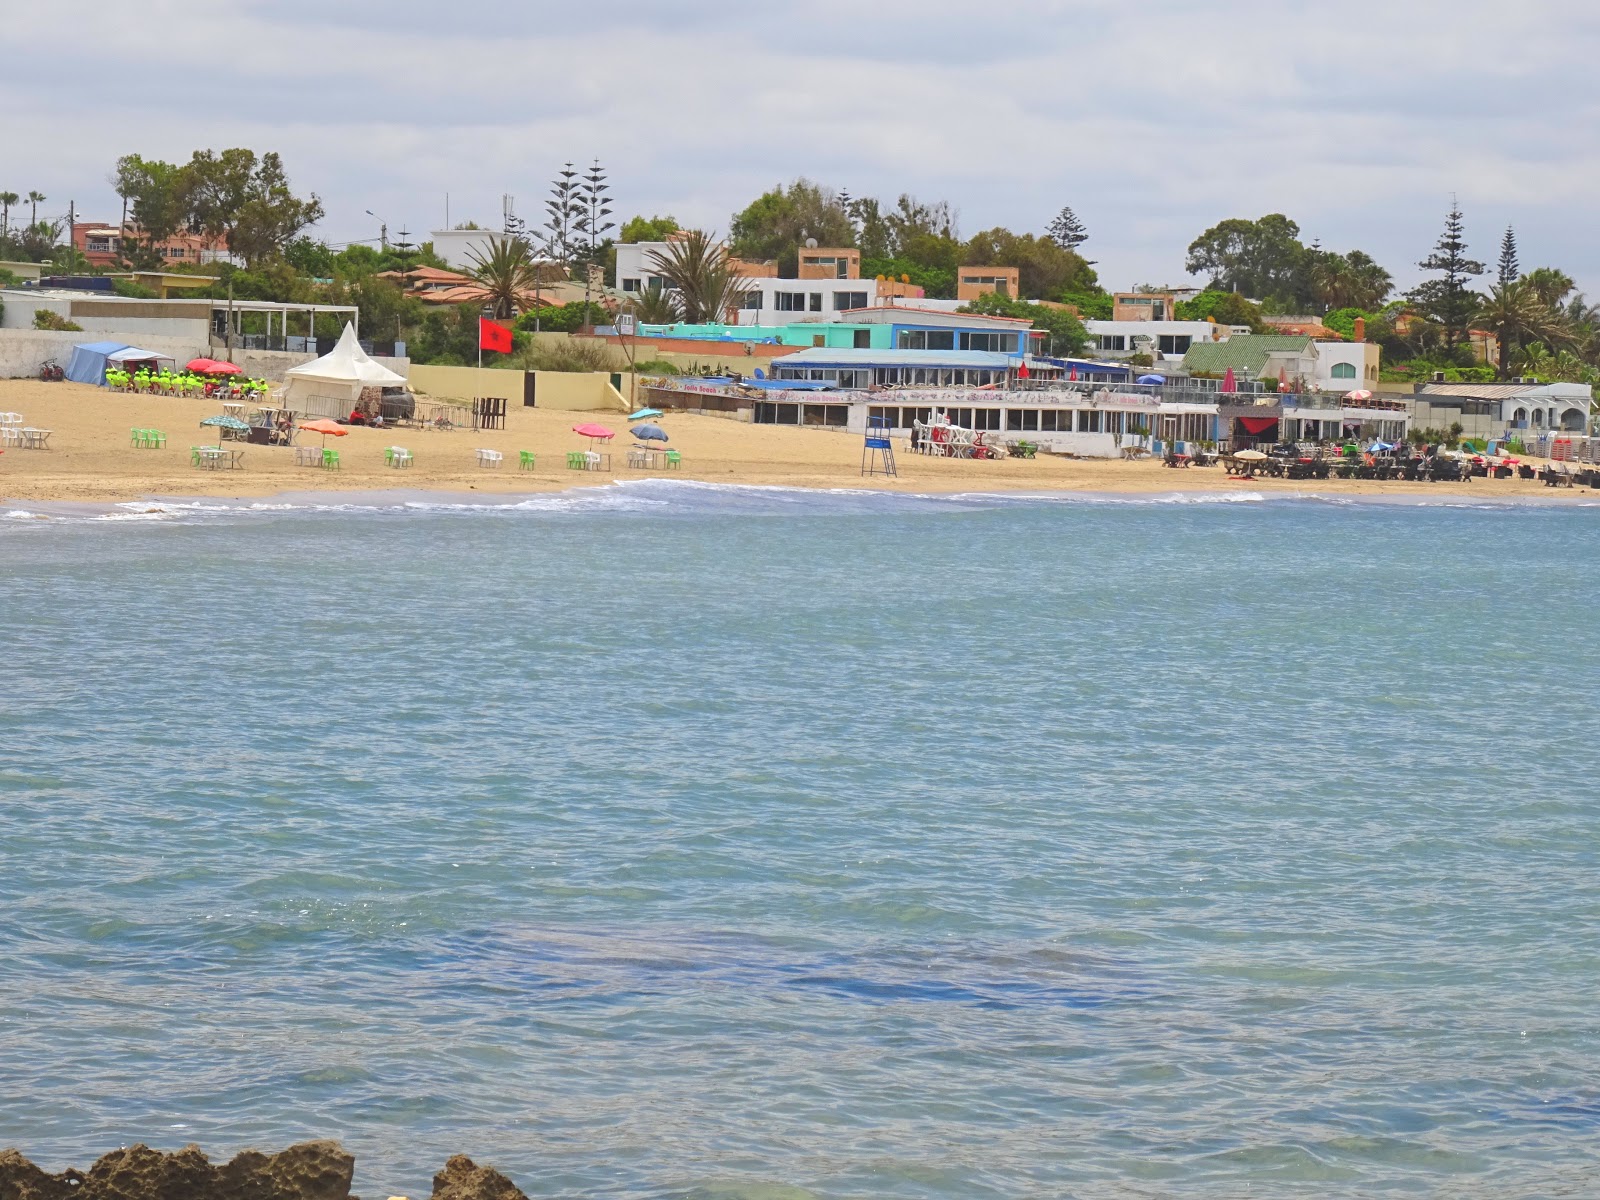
[365,210,388,251]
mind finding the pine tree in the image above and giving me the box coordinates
[1412,198,1486,351]
[1497,225,1519,287]
[1047,205,1088,251]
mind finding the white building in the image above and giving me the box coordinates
[1313,340,1382,389]
[614,241,893,325]
[1084,319,1227,364]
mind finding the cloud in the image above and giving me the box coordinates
[3,0,1597,293]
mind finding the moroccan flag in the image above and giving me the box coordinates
[479,318,512,354]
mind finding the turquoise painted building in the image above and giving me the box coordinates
[639,308,1036,357]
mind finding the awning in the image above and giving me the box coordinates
[1238,416,1279,435]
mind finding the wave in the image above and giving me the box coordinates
[4,478,1597,529]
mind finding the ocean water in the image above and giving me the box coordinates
[2,482,1599,1199]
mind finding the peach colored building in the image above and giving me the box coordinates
[72,222,231,269]
[956,266,1019,301]
[1112,292,1176,321]
[797,247,861,279]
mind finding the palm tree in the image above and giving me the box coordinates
[0,192,15,241]
[26,190,45,227]
[1476,281,1561,379]
[464,233,540,320]
[645,230,749,324]
[627,280,680,324]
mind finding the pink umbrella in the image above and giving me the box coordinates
[1222,367,1236,393]
[572,423,614,442]
[1344,389,1373,402]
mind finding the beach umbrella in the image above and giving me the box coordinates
[627,408,663,421]
[299,418,349,447]
[200,413,250,449]
[1234,448,1268,461]
[1137,374,1165,385]
[630,423,669,443]
[1223,367,1236,392]
[573,422,615,447]
[1344,388,1373,402]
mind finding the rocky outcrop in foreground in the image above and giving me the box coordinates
[0,1143,528,1200]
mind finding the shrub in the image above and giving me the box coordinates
[631,358,680,375]
[110,278,159,299]
[33,308,82,331]
[513,337,623,373]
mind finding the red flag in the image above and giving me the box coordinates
[479,318,512,354]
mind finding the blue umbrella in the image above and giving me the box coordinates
[627,408,663,421]
[631,423,669,443]
[1137,374,1166,385]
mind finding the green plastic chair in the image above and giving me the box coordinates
[566,451,584,469]
[519,450,536,471]
[190,446,202,466]
[149,429,166,448]
[665,450,682,469]
[131,427,143,447]
[383,447,394,466]
[323,448,340,470]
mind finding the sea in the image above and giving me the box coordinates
[2,481,1598,1199]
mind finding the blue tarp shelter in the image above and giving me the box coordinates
[64,341,130,386]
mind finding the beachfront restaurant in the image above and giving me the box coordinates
[1222,394,1410,447]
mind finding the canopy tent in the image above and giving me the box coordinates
[64,341,130,386]
[283,323,407,409]
[106,347,175,367]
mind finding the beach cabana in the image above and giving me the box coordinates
[283,323,407,416]
[64,341,130,386]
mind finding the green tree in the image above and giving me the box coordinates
[729,179,854,274]
[0,192,16,242]
[182,149,324,267]
[465,234,541,319]
[959,291,1088,357]
[1184,214,1305,299]
[1046,205,1088,251]
[962,227,1098,301]
[1497,225,1519,287]
[620,214,679,243]
[1307,249,1391,311]
[1476,280,1563,379]
[26,190,45,226]
[1521,266,1574,310]
[1174,289,1267,331]
[645,230,749,323]
[1409,200,1485,351]
[860,256,955,301]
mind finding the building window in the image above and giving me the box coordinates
[808,292,823,312]
[622,278,641,292]
[1331,362,1357,379]
[961,332,1014,352]
[775,291,806,311]
[1097,335,1127,351]
[1157,335,1192,355]
[741,291,763,310]
[87,238,110,252]
[832,291,867,311]
[899,330,924,350]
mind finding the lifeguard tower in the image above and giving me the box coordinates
[862,413,897,477]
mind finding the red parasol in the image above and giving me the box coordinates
[187,358,243,375]
[572,423,614,441]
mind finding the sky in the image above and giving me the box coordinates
[4,0,1598,296]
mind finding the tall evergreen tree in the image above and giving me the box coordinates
[1497,225,1520,287]
[1411,199,1485,352]
[1047,205,1088,251]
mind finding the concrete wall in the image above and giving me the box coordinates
[407,364,627,411]
[0,328,408,381]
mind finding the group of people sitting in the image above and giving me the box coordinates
[106,367,271,399]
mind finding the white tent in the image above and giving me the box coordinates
[283,323,407,410]
[106,347,176,365]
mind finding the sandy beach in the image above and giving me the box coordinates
[0,378,1588,505]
